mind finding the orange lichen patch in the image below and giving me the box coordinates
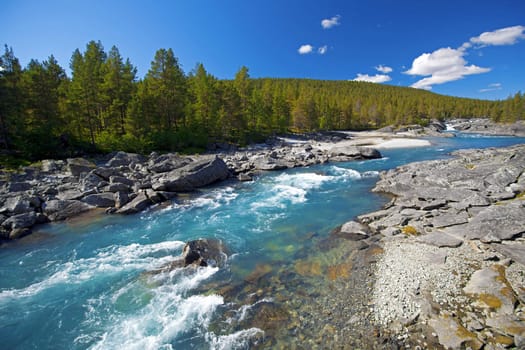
[500,285,516,300]
[507,325,525,335]
[430,313,483,350]
[455,323,477,339]
[402,225,419,236]
[465,163,476,170]
[478,293,503,309]
[488,334,515,346]
[368,245,385,255]
[294,260,322,277]
[327,262,352,281]
[453,323,483,350]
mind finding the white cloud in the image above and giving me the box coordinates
[298,44,314,55]
[321,15,341,29]
[471,25,525,46]
[404,25,525,90]
[353,74,392,83]
[405,47,490,90]
[375,65,393,73]
[318,45,328,55]
[479,83,502,93]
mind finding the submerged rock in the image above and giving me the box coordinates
[335,220,369,241]
[182,239,228,268]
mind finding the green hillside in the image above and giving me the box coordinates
[1,41,523,161]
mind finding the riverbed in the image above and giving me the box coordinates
[1,133,524,349]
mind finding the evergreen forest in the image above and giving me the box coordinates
[1,41,524,162]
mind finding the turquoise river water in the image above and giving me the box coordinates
[1,133,525,349]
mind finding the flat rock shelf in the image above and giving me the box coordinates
[357,144,525,349]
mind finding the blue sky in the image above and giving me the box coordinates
[2,0,524,100]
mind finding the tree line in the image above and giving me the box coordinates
[1,41,524,161]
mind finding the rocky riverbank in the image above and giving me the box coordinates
[0,133,385,242]
[350,144,525,349]
[449,118,525,137]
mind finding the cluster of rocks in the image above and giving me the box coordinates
[355,144,525,349]
[0,142,381,242]
[449,118,525,136]
[0,152,229,241]
[378,119,450,137]
[222,143,381,181]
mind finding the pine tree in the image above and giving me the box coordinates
[20,56,67,157]
[0,45,23,151]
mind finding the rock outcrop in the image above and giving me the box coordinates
[365,144,525,349]
[449,118,525,136]
[222,141,381,180]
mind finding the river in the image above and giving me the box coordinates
[1,133,524,349]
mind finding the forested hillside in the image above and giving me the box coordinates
[1,41,524,161]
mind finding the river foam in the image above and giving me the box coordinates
[0,240,185,301]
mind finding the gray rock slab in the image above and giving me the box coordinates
[106,151,146,167]
[418,231,463,248]
[1,196,32,214]
[117,192,152,214]
[465,202,525,241]
[428,314,482,350]
[463,265,516,315]
[67,158,96,177]
[432,210,469,228]
[152,156,229,192]
[6,182,32,193]
[2,212,38,230]
[491,242,525,265]
[148,153,190,173]
[43,200,92,221]
[81,193,116,208]
[337,220,369,240]
[109,175,135,187]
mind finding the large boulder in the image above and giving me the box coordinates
[0,196,32,215]
[92,167,122,181]
[109,175,135,187]
[252,156,289,171]
[335,220,369,241]
[152,156,230,192]
[106,151,146,167]
[80,172,107,191]
[182,239,229,267]
[43,199,92,221]
[6,182,32,193]
[41,159,66,172]
[116,191,152,214]
[2,212,38,230]
[148,153,190,173]
[67,158,96,177]
[81,193,115,208]
[329,145,381,160]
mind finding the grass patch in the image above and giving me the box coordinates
[402,225,419,236]
[0,155,32,170]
